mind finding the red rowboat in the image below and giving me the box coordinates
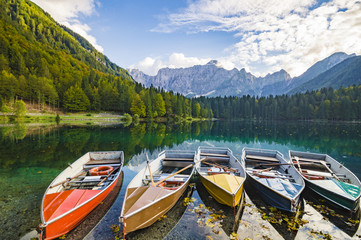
[38,151,124,240]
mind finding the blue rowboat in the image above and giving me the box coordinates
[243,148,305,212]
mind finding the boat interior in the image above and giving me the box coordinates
[58,157,122,192]
[245,150,303,198]
[290,151,361,202]
[289,153,351,182]
[292,156,350,182]
[142,151,195,188]
[198,150,241,176]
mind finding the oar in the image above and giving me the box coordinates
[252,167,273,174]
[97,166,120,186]
[146,153,156,187]
[49,171,85,188]
[256,163,291,166]
[294,156,302,172]
[202,160,237,172]
[153,157,207,187]
[320,161,341,181]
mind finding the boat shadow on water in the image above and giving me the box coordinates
[123,185,194,240]
[244,180,306,240]
[163,178,245,240]
[195,179,245,236]
[303,188,361,237]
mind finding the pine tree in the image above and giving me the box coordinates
[154,93,166,117]
[63,85,90,112]
[130,94,146,117]
[13,99,26,117]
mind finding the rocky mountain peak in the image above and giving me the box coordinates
[130,52,358,97]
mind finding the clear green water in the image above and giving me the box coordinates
[1,121,361,239]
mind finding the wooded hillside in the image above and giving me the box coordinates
[0,0,212,118]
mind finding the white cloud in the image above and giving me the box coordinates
[31,0,103,52]
[154,0,361,77]
[131,57,165,76]
[130,53,236,76]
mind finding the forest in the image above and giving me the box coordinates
[199,85,361,121]
[0,0,360,122]
[0,0,212,119]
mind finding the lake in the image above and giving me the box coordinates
[1,120,361,239]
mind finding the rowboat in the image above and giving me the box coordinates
[38,151,124,240]
[289,150,361,211]
[196,146,246,207]
[242,148,305,212]
[120,150,196,235]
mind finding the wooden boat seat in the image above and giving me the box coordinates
[201,153,229,158]
[162,160,193,168]
[142,174,188,184]
[84,163,121,169]
[246,155,278,162]
[200,157,230,163]
[251,172,293,180]
[292,156,329,164]
[86,159,121,165]
[163,157,193,161]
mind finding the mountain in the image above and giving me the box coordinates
[285,52,355,93]
[288,55,361,94]
[130,60,291,97]
[130,52,358,97]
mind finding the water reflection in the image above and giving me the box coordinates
[245,181,305,240]
[124,186,193,240]
[1,120,361,239]
[303,188,360,237]
[195,179,245,236]
[1,121,361,170]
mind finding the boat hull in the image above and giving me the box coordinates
[122,182,188,234]
[200,174,243,207]
[306,180,360,211]
[289,150,361,212]
[42,174,120,240]
[247,174,299,212]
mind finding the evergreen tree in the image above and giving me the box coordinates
[13,99,26,117]
[130,94,146,117]
[63,85,90,112]
[154,93,166,117]
[193,102,201,118]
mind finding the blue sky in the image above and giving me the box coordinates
[32,0,361,77]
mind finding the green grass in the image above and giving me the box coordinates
[0,113,125,124]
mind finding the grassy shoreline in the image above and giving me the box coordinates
[0,112,208,125]
[0,112,125,124]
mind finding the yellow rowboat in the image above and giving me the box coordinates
[196,147,246,207]
[120,150,196,235]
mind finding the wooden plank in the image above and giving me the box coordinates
[163,158,194,161]
[251,173,291,179]
[294,156,302,173]
[84,163,120,169]
[320,161,341,181]
[200,157,229,162]
[200,153,229,158]
[202,161,237,172]
[246,155,278,162]
[86,159,121,165]
[291,156,326,164]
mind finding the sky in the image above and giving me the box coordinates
[31,0,361,77]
